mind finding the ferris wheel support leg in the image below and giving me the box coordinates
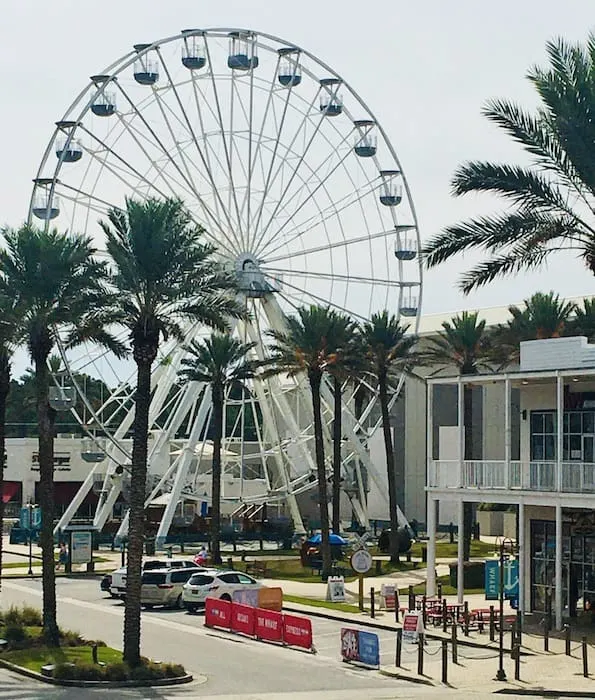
[155,385,212,547]
[54,463,99,535]
[93,476,123,531]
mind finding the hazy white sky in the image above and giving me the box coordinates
[2,0,594,317]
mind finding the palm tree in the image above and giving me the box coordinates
[491,292,576,366]
[100,197,244,666]
[0,294,22,584]
[360,312,420,564]
[0,224,120,645]
[266,305,344,578]
[423,34,595,291]
[179,333,257,565]
[425,311,493,561]
[569,297,595,341]
[326,314,360,536]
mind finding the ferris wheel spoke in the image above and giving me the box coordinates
[158,51,239,246]
[249,87,319,250]
[262,265,404,288]
[203,35,246,246]
[271,277,368,322]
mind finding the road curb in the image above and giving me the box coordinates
[0,657,199,688]
[495,690,595,698]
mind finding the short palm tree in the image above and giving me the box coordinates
[360,312,420,564]
[265,305,343,578]
[423,34,595,291]
[0,224,120,645]
[100,197,244,666]
[425,311,493,561]
[0,294,22,584]
[491,292,576,366]
[179,333,258,565]
[569,297,595,340]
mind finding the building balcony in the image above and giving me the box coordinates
[428,460,595,494]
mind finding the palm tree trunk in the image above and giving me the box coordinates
[309,370,332,578]
[35,356,59,645]
[123,352,153,667]
[379,373,400,564]
[332,375,342,535]
[463,385,473,562]
[210,385,223,566]
[0,351,10,587]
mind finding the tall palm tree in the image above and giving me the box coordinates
[491,292,576,366]
[0,224,120,645]
[326,314,360,536]
[100,197,244,666]
[425,311,493,561]
[423,34,595,291]
[266,305,343,578]
[360,312,420,564]
[179,333,257,565]
[0,294,22,585]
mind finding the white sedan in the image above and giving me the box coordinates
[182,570,262,613]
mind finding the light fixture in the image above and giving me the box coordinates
[522,380,529,385]
[521,410,527,421]
[572,377,579,382]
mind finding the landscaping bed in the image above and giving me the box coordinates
[0,605,190,685]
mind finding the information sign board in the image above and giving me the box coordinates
[70,531,92,564]
[402,611,423,644]
[327,576,346,602]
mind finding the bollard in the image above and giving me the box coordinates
[514,643,521,681]
[451,623,458,664]
[370,587,375,619]
[442,640,448,684]
[408,585,415,611]
[463,601,470,637]
[510,621,516,650]
[91,643,98,665]
[442,598,448,633]
[565,624,571,656]
[417,633,424,676]
[544,618,549,653]
[583,636,588,678]
[227,557,233,569]
[395,629,402,667]
[516,609,522,647]
[489,605,495,642]
[422,596,427,627]
[437,581,443,600]
[395,589,400,622]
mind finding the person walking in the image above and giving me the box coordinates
[56,542,68,571]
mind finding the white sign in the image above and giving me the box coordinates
[402,611,424,645]
[350,548,373,574]
[70,531,92,564]
[380,584,396,611]
[326,576,346,602]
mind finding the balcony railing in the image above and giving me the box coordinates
[429,460,595,494]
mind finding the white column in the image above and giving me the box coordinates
[555,503,563,629]
[457,378,464,487]
[518,502,525,615]
[426,497,437,597]
[504,377,511,489]
[556,374,563,492]
[427,382,433,486]
[457,499,464,604]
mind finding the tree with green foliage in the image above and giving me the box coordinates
[423,34,595,290]
[0,224,121,645]
[99,197,244,666]
[360,312,420,563]
[425,311,493,561]
[179,333,258,565]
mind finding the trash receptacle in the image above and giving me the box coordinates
[145,537,156,556]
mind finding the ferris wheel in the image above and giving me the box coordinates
[29,28,422,539]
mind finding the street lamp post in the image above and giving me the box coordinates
[496,537,516,682]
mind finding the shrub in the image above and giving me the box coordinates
[19,605,42,626]
[104,662,128,681]
[4,606,24,627]
[59,629,85,647]
[4,623,27,647]
[54,662,104,681]
[163,662,185,678]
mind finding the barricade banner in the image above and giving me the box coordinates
[257,586,283,612]
[340,627,379,668]
[254,607,283,643]
[232,588,259,607]
[282,613,313,650]
[204,597,232,630]
[230,602,255,636]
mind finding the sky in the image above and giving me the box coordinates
[1,0,595,320]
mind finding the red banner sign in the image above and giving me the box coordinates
[230,602,256,636]
[254,608,283,643]
[282,613,313,650]
[204,597,232,630]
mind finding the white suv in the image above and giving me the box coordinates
[109,558,197,599]
[182,570,261,613]
[141,567,209,609]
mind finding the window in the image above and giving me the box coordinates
[141,572,166,585]
[170,570,193,583]
[189,574,214,586]
[530,411,556,460]
[218,573,240,584]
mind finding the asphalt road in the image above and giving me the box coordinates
[0,577,535,699]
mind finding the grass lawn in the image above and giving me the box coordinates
[399,574,484,597]
[4,645,122,673]
[409,540,495,559]
[284,594,361,614]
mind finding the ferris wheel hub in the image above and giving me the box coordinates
[235,252,278,298]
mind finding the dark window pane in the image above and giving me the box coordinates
[531,412,544,434]
[531,435,544,460]
[544,413,556,434]
[570,413,582,433]
[142,572,166,584]
[189,574,214,585]
[544,435,556,460]
[564,413,569,432]
[563,436,569,460]
[584,412,595,434]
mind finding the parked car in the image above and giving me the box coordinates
[182,570,262,613]
[141,567,209,609]
[108,558,197,598]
